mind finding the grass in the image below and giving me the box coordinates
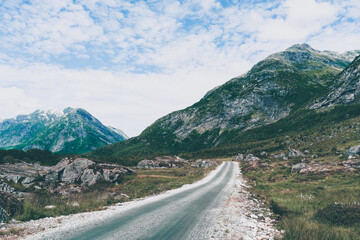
[241,157,360,240]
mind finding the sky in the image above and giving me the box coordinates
[0,0,360,137]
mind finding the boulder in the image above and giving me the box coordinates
[0,191,23,222]
[288,149,305,158]
[44,205,56,209]
[234,154,244,161]
[0,206,8,223]
[0,181,16,194]
[21,177,36,187]
[61,158,94,184]
[136,156,187,169]
[81,169,103,186]
[340,160,360,169]
[346,145,360,157]
[195,159,216,168]
[44,169,59,188]
[260,151,267,156]
[291,163,306,173]
[245,154,260,161]
[137,160,160,168]
[273,152,288,160]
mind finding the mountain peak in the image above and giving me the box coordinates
[63,107,74,114]
[287,43,315,52]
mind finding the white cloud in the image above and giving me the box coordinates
[0,86,40,116]
[0,61,247,136]
[0,0,360,136]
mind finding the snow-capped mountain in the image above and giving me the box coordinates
[0,108,128,153]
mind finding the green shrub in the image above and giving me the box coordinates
[315,203,360,226]
[270,199,288,217]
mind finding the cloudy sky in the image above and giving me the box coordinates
[1,0,360,136]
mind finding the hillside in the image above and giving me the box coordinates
[0,108,127,154]
[89,44,360,165]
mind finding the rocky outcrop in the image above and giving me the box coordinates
[0,191,23,223]
[291,163,306,173]
[0,158,136,196]
[345,145,360,157]
[298,163,353,174]
[245,154,261,161]
[0,162,42,185]
[309,55,360,109]
[233,154,244,161]
[137,156,188,169]
[190,159,217,168]
[340,160,360,169]
[137,156,217,169]
[288,149,305,158]
[233,153,260,162]
[61,158,94,184]
[272,153,288,161]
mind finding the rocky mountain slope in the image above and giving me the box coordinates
[309,55,360,109]
[89,44,360,164]
[0,108,127,153]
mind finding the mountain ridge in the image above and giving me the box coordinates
[0,107,128,153]
[88,44,360,164]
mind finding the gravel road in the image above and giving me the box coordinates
[69,161,233,240]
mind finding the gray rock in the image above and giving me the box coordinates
[61,158,94,184]
[44,205,56,209]
[137,160,160,169]
[273,153,286,160]
[288,149,305,158]
[195,159,216,168]
[245,154,260,161]
[0,191,22,221]
[21,177,35,187]
[0,158,136,196]
[340,159,360,169]
[137,156,187,169]
[234,154,244,161]
[346,145,360,156]
[291,163,306,173]
[81,169,103,186]
[0,206,8,223]
[44,170,59,188]
[0,181,15,194]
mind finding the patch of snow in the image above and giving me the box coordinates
[107,126,129,139]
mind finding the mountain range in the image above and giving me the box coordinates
[89,44,360,165]
[0,107,127,153]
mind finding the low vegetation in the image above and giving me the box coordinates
[0,149,62,166]
[239,127,360,240]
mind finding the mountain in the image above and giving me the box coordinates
[0,108,128,153]
[309,55,360,109]
[89,44,360,165]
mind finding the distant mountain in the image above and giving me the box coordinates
[89,44,360,165]
[0,108,128,153]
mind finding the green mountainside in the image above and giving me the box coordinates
[0,107,127,154]
[89,44,360,165]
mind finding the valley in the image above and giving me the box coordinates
[0,43,360,239]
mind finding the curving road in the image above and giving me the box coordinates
[46,162,236,240]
